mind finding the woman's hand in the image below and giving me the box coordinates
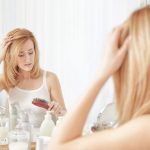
[101,27,130,78]
[0,37,12,62]
[48,101,66,118]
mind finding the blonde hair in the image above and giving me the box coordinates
[113,5,150,125]
[4,28,40,88]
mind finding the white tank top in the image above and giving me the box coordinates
[8,71,51,127]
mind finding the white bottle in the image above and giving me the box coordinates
[56,116,64,126]
[52,116,64,136]
[39,111,55,137]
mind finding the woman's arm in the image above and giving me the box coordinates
[47,72,66,117]
[49,27,130,149]
[52,72,109,143]
[50,115,150,150]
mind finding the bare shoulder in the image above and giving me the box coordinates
[46,71,59,84]
[121,114,150,129]
[118,115,150,136]
[73,115,150,150]
[46,71,58,80]
[114,115,150,149]
[45,71,60,89]
[101,115,150,150]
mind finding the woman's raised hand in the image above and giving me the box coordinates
[101,27,130,78]
[0,37,13,62]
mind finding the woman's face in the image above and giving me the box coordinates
[16,39,35,72]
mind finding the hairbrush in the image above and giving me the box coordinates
[32,98,50,110]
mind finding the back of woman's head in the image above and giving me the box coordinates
[114,5,150,124]
[4,28,40,88]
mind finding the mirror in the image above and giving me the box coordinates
[0,0,144,127]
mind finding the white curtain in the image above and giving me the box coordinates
[0,0,141,125]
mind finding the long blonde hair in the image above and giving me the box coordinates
[4,28,40,88]
[114,5,150,125]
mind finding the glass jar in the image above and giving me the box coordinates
[8,129,29,150]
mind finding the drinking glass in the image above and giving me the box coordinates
[8,129,29,150]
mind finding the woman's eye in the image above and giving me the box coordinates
[18,54,24,57]
[29,52,33,55]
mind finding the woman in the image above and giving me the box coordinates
[0,28,66,127]
[50,5,150,150]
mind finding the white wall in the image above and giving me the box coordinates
[0,0,141,125]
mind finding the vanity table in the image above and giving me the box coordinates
[0,142,36,150]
